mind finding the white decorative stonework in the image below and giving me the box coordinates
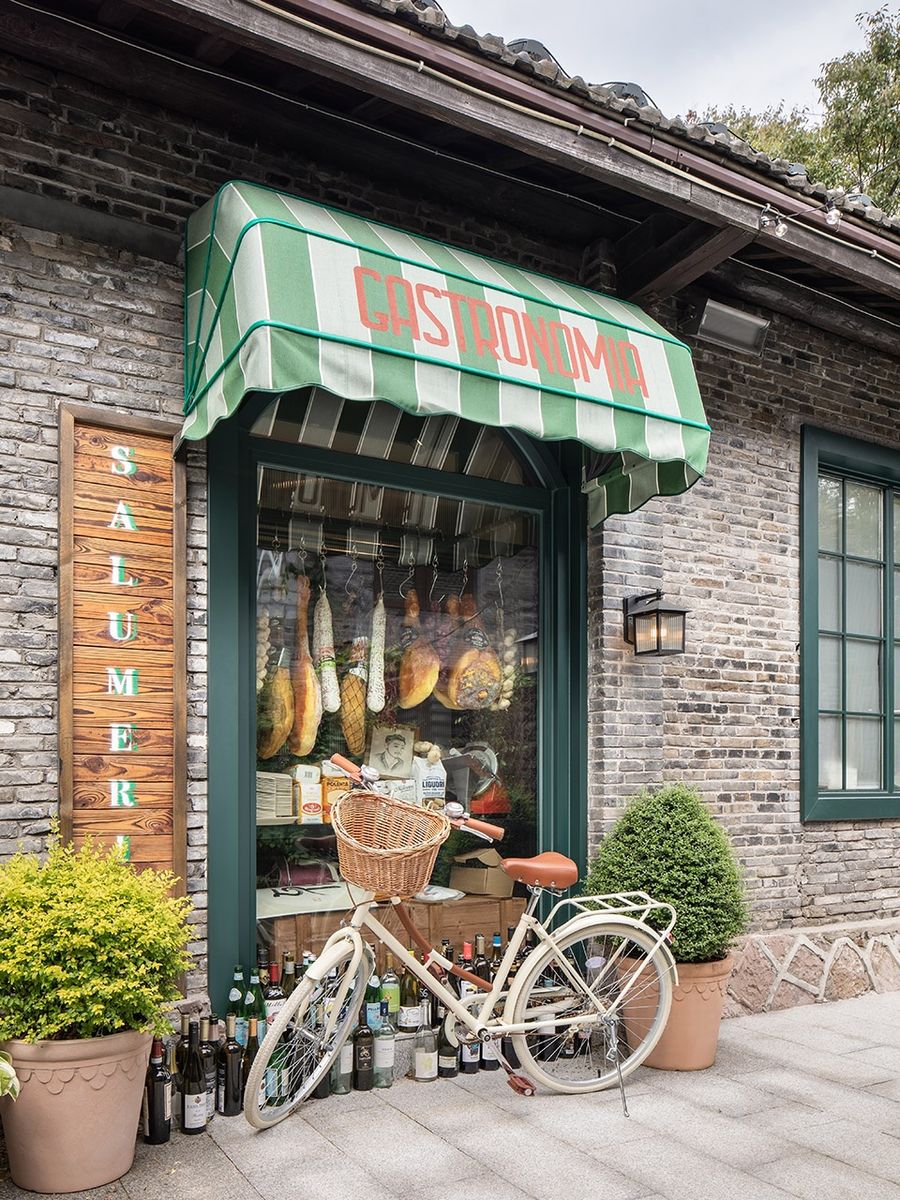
[725,919,900,1016]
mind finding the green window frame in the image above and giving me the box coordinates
[801,425,900,821]
[205,394,588,1008]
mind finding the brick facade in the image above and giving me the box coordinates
[1,51,898,1004]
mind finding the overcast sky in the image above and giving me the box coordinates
[443,0,867,119]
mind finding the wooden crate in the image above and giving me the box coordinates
[270,895,526,974]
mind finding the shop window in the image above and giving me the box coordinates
[802,427,900,820]
[253,401,540,949]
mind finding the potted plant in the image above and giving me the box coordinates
[0,836,191,1193]
[585,783,747,1070]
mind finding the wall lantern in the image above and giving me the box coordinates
[684,298,769,356]
[623,591,688,656]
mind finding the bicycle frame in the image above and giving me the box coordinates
[311,889,676,1046]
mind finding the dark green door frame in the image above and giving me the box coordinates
[206,403,587,1010]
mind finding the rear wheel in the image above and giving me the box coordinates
[243,938,372,1128]
[505,920,672,1094]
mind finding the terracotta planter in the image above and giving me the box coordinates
[643,956,734,1071]
[0,1030,151,1194]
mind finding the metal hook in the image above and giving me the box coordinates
[319,547,328,593]
[375,548,385,599]
[496,556,505,615]
[428,553,440,606]
[297,535,308,572]
[458,556,469,598]
[399,550,416,599]
[345,541,359,597]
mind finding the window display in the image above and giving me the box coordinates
[253,392,540,942]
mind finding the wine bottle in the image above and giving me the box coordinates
[199,1017,217,1121]
[398,950,421,1032]
[490,933,503,978]
[414,1011,438,1083]
[244,969,267,1032]
[228,964,247,1046]
[257,944,270,990]
[437,1022,459,1078]
[313,1068,331,1100]
[473,933,490,980]
[352,1006,374,1091]
[264,963,286,1028]
[330,1038,353,1095]
[142,1037,171,1144]
[374,1000,395,1089]
[241,1017,261,1108]
[459,1038,480,1074]
[175,1013,190,1077]
[209,1013,222,1047]
[282,952,296,998]
[364,970,382,1030]
[217,1014,243,1116]
[181,1019,208,1135]
[457,942,478,1006]
[380,954,400,1015]
[167,1038,182,1129]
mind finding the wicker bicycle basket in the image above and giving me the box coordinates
[331,789,451,897]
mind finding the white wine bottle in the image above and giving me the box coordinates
[374,1001,395,1089]
[414,1012,438,1083]
[181,1020,208,1135]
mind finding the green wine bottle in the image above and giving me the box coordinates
[181,1020,207,1135]
[216,1014,243,1116]
[398,950,421,1032]
[380,953,401,1015]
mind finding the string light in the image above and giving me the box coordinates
[759,206,789,238]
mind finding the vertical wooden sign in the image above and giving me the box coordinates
[59,405,186,887]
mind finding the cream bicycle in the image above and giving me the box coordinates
[245,757,676,1128]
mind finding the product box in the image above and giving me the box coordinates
[292,763,321,785]
[449,848,514,898]
[298,783,323,824]
[321,776,348,824]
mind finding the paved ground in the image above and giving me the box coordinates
[3,990,900,1200]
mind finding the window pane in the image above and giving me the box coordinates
[895,719,900,787]
[818,557,841,631]
[819,716,842,790]
[846,562,881,636]
[846,640,881,713]
[818,636,842,710]
[895,644,900,714]
[846,717,881,789]
[845,481,882,559]
[895,494,900,562]
[894,569,900,632]
[818,475,841,552]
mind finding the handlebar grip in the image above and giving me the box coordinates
[460,817,505,841]
[329,754,361,782]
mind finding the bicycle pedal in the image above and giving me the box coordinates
[506,1074,535,1096]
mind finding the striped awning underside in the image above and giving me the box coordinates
[183,181,710,525]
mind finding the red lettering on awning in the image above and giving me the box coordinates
[353,266,389,333]
[386,275,420,340]
[414,284,450,347]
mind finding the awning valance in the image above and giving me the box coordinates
[183,181,709,523]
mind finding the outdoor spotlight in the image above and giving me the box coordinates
[623,591,688,657]
[683,298,770,356]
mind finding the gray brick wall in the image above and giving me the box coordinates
[588,308,900,931]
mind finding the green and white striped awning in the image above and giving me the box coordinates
[183,181,709,524]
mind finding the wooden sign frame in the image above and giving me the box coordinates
[59,404,187,893]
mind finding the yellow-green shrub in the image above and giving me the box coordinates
[0,838,192,1042]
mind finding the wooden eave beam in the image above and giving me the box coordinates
[95,1,137,30]
[194,33,239,66]
[613,215,757,301]
[708,259,900,361]
[125,0,900,304]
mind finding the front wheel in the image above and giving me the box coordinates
[243,937,372,1128]
[505,919,673,1094]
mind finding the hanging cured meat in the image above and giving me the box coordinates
[432,594,463,710]
[444,593,502,709]
[398,588,440,709]
[313,586,340,714]
[257,646,294,759]
[340,633,369,755]
[367,596,386,714]
[288,575,323,756]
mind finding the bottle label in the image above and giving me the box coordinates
[381,983,400,1013]
[438,1053,458,1070]
[461,1042,480,1063]
[366,1002,382,1029]
[164,1082,172,1122]
[398,1005,421,1030]
[481,1039,500,1061]
[374,1038,395,1069]
[182,1091,207,1130]
[265,1066,280,1100]
[415,1050,437,1080]
[266,998,286,1026]
[355,1043,373,1069]
[216,1065,225,1114]
[228,986,241,1003]
[340,1042,354,1073]
[235,1018,248,1047]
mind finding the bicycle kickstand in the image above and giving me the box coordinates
[603,1016,629,1118]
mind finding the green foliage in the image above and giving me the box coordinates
[584,784,747,964]
[0,837,192,1042]
[693,8,900,215]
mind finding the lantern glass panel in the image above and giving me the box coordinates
[658,611,685,653]
[633,612,659,655]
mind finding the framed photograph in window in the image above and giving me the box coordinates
[366,723,416,779]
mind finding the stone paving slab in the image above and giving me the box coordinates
[1,991,899,1200]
